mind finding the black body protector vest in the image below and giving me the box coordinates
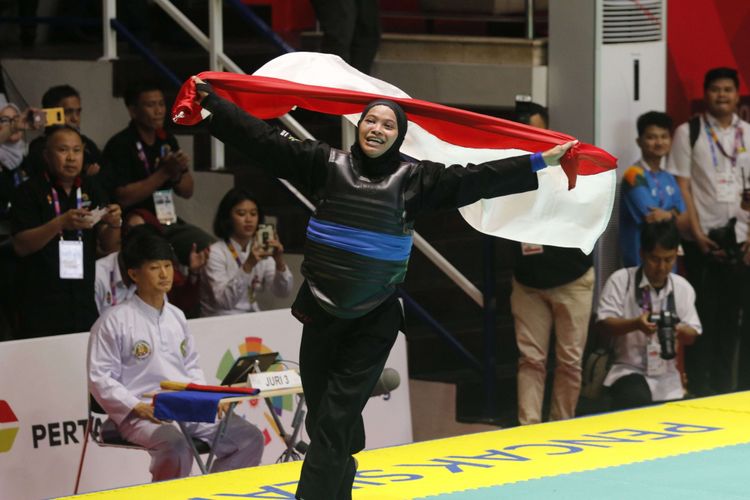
[302,148,416,318]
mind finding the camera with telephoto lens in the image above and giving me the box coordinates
[649,309,679,360]
[707,217,740,263]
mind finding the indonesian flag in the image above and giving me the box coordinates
[173,52,617,253]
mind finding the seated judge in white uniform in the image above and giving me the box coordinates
[596,220,701,410]
[200,188,293,316]
[88,229,264,481]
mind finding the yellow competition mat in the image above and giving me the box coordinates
[61,392,750,500]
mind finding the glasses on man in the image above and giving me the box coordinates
[0,116,18,125]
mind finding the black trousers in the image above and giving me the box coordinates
[609,373,654,411]
[295,297,401,500]
[682,241,745,395]
[309,0,381,74]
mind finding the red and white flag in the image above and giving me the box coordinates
[173,52,616,253]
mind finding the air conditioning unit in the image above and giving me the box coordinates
[548,0,667,289]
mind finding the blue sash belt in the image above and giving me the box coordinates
[306,217,413,262]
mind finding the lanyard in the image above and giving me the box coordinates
[136,140,172,176]
[51,186,82,240]
[109,269,118,306]
[12,169,24,187]
[227,241,244,267]
[634,267,673,314]
[640,285,652,313]
[639,159,666,207]
[135,140,152,175]
[703,115,746,168]
[227,240,259,304]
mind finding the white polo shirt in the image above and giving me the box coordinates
[596,267,702,401]
[88,294,206,425]
[94,251,136,313]
[667,113,750,243]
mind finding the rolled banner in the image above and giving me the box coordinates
[160,380,260,395]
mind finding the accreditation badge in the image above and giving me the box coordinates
[715,170,737,203]
[646,338,667,377]
[59,240,84,279]
[521,243,544,256]
[153,189,178,225]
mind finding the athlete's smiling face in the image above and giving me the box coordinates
[358,105,399,158]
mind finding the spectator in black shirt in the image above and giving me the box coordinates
[10,125,121,338]
[101,82,213,265]
[24,84,103,178]
[510,102,595,425]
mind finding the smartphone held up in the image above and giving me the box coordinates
[255,223,275,252]
[26,107,65,128]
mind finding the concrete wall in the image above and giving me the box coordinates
[2,59,129,148]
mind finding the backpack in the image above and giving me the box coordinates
[580,347,612,400]
[688,114,701,150]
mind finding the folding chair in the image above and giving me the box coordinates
[73,395,210,494]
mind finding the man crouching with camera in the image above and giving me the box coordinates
[596,221,701,410]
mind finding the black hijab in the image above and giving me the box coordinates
[350,99,408,177]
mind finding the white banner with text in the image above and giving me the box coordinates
[0,309,412,499]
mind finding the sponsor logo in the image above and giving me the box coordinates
[216,336,294,447]
[0,400,19,453]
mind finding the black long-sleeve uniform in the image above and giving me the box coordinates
[202,92,540,500]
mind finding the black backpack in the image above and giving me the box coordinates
[688,115,701,150]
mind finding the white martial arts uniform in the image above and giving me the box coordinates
[88,294,264,480]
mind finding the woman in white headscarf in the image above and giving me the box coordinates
[0,104,26,171]
[0,103,28,214]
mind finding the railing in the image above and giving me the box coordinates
[381,0,540,39]
[2,1,507,417]
[116,0,499,416]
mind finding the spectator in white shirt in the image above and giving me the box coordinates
[88,229,264,481]
[94,211,209,316]
[667,67,750,395]
[597,221,701,410]
[200,188,293,316]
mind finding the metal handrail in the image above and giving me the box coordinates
[109,19,182,88]
[100,2,496,385]
[225,0,295,54]
[0,1,501,399]
[0,16,98,27]
[381,0,537,39]
[147,0,485,308]
[399,291,482,373]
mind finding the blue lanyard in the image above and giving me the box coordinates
[643,166,666,207]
